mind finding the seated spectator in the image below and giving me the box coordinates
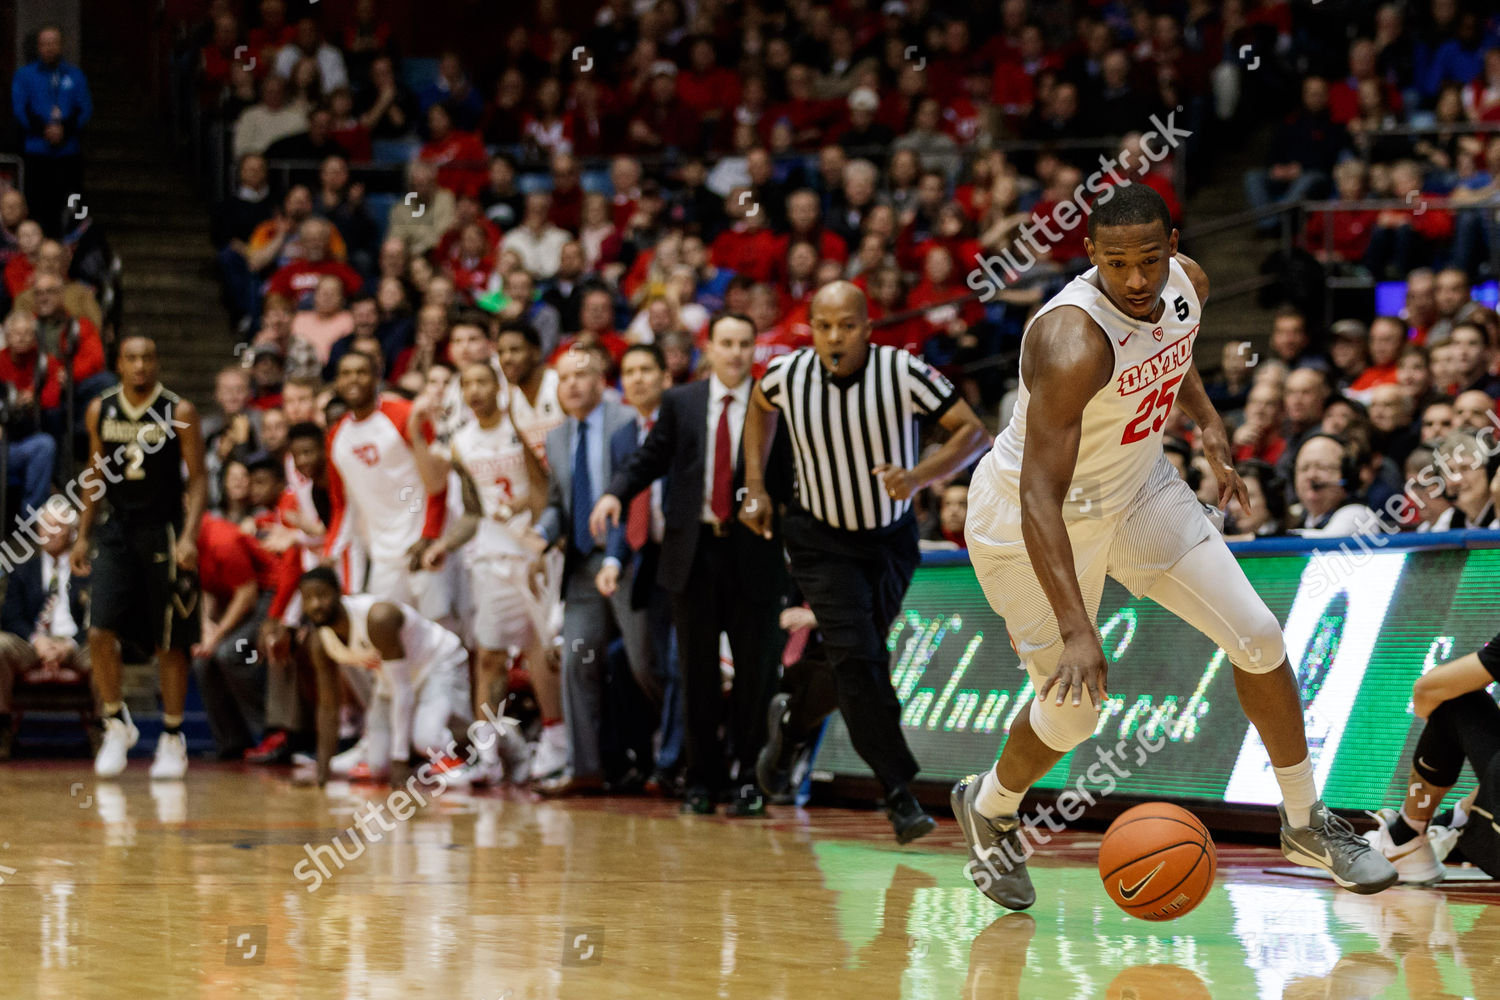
[1233,381,1288,465]
[906,244,983,362]
[419,50,483,132]
[776,189,849,274]
[232,73,308,160]
[628,61,696,153]
[1346,78,1413,165]
[893,97,963,179]
[1346,315,1407,402]
[1291,433,1385,536]
[1245,77,1346,236]
[479,154,523,231]
[433,196,499,270]
[192,510,277,759]
[250,292,318,380]
[491,268,560,359]
[1225,460,1288,540]
[1206,340,1257,414]
[1430,267,1473,344]
[291,274,355,365]
[3,220,42,298]
[272,17,347,93]
[386,161,457,259]
[1369,383,1420,470]
[215,458,254,523]
[1449,322,1500,396]
[1453,389,1498,430]
[29,273,106,390]
[501,193,570,281]
[920,481,969,548]
[1328,319,1371,392]
[264,107,348,187]
[443,221,496,302]
[1398,344,1439,410]
[540,241,589,333]
[313,155,377,278]
[479,67,526,147]
[1364,161,1455,281]
[711,187,779,283]
[1431,426,1498,530]
[1305,160,1377,264]
[0,498,90,758]
[1268,306,1329,372]
[0,189,30,269]
[420,104,487,199]
[323,87,371,163]
[1450,136,1500,275]
[1276,366,1333,485]
[354,55,418,140]
[265,218,362,309]
[1402,446,1453,531]
[247,346,286,411]
[0,311,60,507]
[1420,399,1457,446]
[550,286,628,367]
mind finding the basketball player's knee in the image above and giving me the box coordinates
[1228,607,1285,674]
[1029,695,1100,754]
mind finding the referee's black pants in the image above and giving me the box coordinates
[782,506,921,794]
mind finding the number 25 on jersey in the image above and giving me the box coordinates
[1121,374,1183,445]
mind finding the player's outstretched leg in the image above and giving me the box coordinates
[951,772,1036,911]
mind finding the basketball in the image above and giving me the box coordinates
[1099,803,1217,921]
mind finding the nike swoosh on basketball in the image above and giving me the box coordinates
[1117,860,1166,901]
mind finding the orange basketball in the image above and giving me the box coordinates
[1098,802,1217,921]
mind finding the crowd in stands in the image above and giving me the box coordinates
[3,2,1498,791]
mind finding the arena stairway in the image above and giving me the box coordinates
[79,0,234,409]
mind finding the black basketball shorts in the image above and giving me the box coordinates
[89,513,201,653]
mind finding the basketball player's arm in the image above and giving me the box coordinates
[69,397,105,575]
[310,630,341,787]
[1019,307,1114,708]
[425,455,482,570]
[406,394,450,495]
[176,399,209,571]
[737,382,780,539]
[1171,254,1251,514]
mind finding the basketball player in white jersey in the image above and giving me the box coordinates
[300,567,473,787]
[496,320,565,460]
[954,185,1397,909]
[420,361,549,784]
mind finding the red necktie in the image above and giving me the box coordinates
[626,418,655,549]
[711,394,734,523]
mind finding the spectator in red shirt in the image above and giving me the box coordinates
[711,187,780,282]
[247,0,295,68]
[867,266,928,354]
[199,11,249,108]
[0,312,60,512]
[4,220,42,298]
[29,272,105,385]
[1027,164,1091,269]
[629,61,698,153]
[767,64,837,149]
[549,286,629,372]
[420,104,487,200]
[1330,39,1403,125]
[775,189,848,277]
[677,36,740,131]
[265,218,364,309]
[1348,315,1408,402]
[1306,160,1377,264]
[1232,381,1288,465]
[749,282,809,376]
[192,510,277,759]
[548,151,585,233]
[443,220,496,302]
[907,245,983,356]
[1365,161,1454,281]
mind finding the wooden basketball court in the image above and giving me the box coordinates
[1,762,1497,998]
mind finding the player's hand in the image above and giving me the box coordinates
[420,540,447,572]
[872,463,917,502]
[405,537,431,573]
[779,606,817,632]
[175,536,198,572]
[70,537,90,576]
[1200,431,1249,513]
[260,620,291,664]
[589,494,622,539]
[1040,636,1108,709]
[737,484,774,539]
[595,562,620,597]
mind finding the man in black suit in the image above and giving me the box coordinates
[591,314,791,816]
[533,346,657,795]
[597,343,684,793]
[0,498,91,758]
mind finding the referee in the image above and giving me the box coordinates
[739,281,990,842]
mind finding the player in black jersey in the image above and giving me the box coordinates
[69,334,207,779]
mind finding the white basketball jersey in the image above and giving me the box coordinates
[451,415,534,558]
[342,593,463,686]
[508,368,564,461]
[980,257,1201,519]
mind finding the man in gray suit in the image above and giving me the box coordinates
[533,346,659,795]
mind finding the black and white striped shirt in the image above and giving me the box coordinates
[760,345,958,531]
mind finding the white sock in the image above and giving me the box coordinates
[1453,800,1470,829]
[1274,757,1318,828]
[977,767,1025,819]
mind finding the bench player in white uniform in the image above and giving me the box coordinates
[953,185,1397,909]
[420,361,548,784]
[300,567,472,786]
